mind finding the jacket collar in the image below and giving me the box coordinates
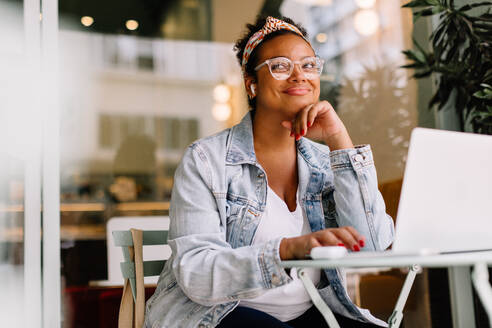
[226,111,257,165]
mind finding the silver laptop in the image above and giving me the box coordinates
[312,127,492,259]
[392,127,492,254]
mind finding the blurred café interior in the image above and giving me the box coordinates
[0,0,490,327]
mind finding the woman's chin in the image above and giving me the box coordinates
[284,99,314,113]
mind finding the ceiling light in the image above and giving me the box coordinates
[126,19,139,31]
[316,33,327,43]
[354,10,379,36]
[81,16,94,27]
[213,84,231,103]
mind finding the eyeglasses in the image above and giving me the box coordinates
[254,56,324,80]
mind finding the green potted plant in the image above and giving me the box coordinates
[401,0,492,134]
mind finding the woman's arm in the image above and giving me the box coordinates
[168,143,290,306]
[321,125,394,251]
[328,144,395,251]
[283,100,394,251]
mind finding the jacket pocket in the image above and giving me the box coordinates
[225,199,246,246]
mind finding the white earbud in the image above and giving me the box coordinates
[250,84,256,96]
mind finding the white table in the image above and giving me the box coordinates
[281,250,492,328]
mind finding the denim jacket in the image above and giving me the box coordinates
[145,111,395,328]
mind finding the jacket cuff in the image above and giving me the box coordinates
[258,237,291,289]
[329,144,374,171]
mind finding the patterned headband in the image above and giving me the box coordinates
[241,16,310,73]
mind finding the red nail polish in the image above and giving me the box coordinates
[353,245,360,252]
[301,129,305,135]
[359,240,365,247]
[295,134,300,140]
[290,131,294,137]
[337,243,345,247]
[307,122,312,128]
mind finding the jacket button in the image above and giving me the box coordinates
[354,154,364,163]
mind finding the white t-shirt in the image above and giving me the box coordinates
[240,186,321,322]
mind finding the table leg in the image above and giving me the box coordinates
[471,263,492,328]
[448,266,476,328]
[388,265,420,328]
[297,268,341,328]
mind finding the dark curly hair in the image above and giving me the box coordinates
[233,16,309,110]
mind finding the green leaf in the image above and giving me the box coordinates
[443,43,459,64]
[461,16,475,34]
[400,63,420,69]
[459,2,492,12]
[431,24,447,45]
[429,91,442,109]
[402,0,435,8]
[402,49,428,64]
[474,87,492,99]
[413,7,443,21]
[414,70,433,78]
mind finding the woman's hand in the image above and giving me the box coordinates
[281,101,354,150]
[279,226,365,260]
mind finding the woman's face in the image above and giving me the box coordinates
[252,33,320,119]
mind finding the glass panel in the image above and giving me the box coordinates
[0,157,25,328]
[0,0,40,327]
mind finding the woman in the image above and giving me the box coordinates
[145,16,394,328]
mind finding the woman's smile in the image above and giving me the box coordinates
[282,86,311,96]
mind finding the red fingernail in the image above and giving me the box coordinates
[307,122,312,128]
[301,129,305,135]
[337,243,345,247]
[359,240,365,247]
[353,245,360,252]
[290,131,294,137]
[295,134,300,140]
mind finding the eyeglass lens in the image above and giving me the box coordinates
[269,57,322,80]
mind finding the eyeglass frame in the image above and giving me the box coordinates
[253,56,325,80]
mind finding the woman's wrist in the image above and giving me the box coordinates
[323,129,354,151]
[279,237,295,260]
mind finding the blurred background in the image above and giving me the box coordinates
[1,0,489,327]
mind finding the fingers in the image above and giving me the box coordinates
[289,101,329,140]
[288,227,365,259]
[314,229,343,246]
[344,226,365,248]
[293,104,313,140]
[316,227,366,252]
[331,227,361,251]
[306,105,320,129]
